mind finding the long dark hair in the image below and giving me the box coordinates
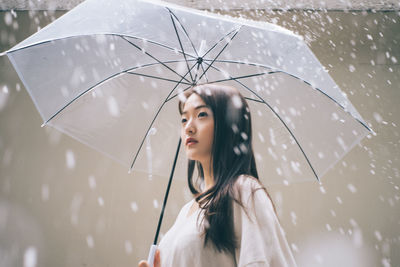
[178,84,275,255]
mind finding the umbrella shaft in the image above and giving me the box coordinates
[153,137,182,245]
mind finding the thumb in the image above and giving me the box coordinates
[138,260,149,267]
[154,249,161,267]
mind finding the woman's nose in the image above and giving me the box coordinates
[185,119,196,134]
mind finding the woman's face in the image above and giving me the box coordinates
[180,93,214,164]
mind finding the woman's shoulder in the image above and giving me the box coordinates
[175,198,195,218]
[234,174,264,192]
[233,174,276,220]
[233,174,266,201]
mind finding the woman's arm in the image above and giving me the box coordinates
[234,176,297,267]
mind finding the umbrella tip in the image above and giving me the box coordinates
[0,51,7,57]
[41,122,47,127]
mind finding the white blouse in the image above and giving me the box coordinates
[158,175,297,267]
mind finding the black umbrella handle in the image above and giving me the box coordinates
[153,137,182,245]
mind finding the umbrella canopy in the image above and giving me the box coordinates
[5,0,371,184]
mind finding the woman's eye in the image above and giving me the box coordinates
[198,112,208,117]
[181,118,187,123]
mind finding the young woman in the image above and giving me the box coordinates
[139,84,297,267]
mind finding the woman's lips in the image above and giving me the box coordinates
[186,138,198,146]
[187,141,198,146]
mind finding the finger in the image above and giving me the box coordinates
[138,260,149,267]
[154,250,161,267]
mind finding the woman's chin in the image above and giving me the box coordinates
[185,152,201,162]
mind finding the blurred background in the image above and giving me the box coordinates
[0,0,399,266]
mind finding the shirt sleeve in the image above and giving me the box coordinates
[233,176,297,267]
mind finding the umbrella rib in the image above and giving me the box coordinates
[168,11,194,83]
[206,72,276,84]
[202,28,239,59]
[196,27,239,83]
[167,8,200,58]
[7,33,198,61]
[166,71,274,101]
[128,59,197,72]
[41,59,196,126]
[202,59,372,133]
[203,59,275,71]
[126,72,192,85]
[196,26,242,83]
[193,61,202,83]
[244,97,264,103]
[202,61,320,181]
[42,71,124,126]
[128,64,198,171]
[128,84,191,171]
[120,34,197,60]
[121,36,191,84]
[167,9,207,83]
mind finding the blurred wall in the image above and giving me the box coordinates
[0,9,399,267]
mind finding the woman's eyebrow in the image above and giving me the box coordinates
[182,105,209,115]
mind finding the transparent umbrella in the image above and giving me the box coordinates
[3,0,372,264]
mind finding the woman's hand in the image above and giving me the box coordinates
[138,249,161,267]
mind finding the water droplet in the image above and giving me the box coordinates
[290,161,301,174]
[86,235,94,248]
[336,136,347,151]
[41,184,49,201]
[107,96,120,117]
[373,112,383,123]
[239,143,248,154]
[88,175,96,189]
[231,95,243,109]
[326,224,332,231]
[382,257,390,267]
[153,199,159,209]
[290,211,297,225]
[231,124,239,134]
[66,150,76,170]
[347,184,357,193]
[257,132,265,143]
[291,243,299,252]
[233,146,240,155]
[130,202,138,212]
[97,197,104,207]
[0,85,10,111]
[374,230,382,241]
[269,128,276,146]
[319,186,326,194]
[125,240,133,254]
[151,81,158,88]
[330,209,337,217]
[348,64,356,72]
[70,194,82,225]
[4,12,13,26]
[23,246,37,267]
